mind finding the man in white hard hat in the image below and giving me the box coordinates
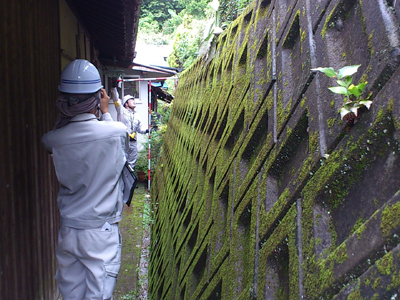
[42,59,129,300]
[111,88,148,170]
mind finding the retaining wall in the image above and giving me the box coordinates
[149,0,400,299]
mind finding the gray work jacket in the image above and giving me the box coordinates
[42,113,129,229]
[114,100,146,142]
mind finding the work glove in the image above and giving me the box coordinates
[129,132,136,141]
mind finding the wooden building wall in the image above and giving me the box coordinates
[0,0,101,298]
[0,0,61,298]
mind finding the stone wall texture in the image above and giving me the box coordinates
[149,0,400,299]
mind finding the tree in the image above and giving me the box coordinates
[218,0,252,25]
[138,0,254,69]
[167,15,205,69]
[140,0,184,29]
[178,0,213,19]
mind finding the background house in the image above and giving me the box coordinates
[104,63,177,151]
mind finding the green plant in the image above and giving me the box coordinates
[143,197,154,226]
[311,65,372,123]
[120,290,137,300]
[135,149,149,174]
[135,103,170,178]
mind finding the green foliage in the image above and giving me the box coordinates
[162,10,184,35]
[158,100,173,123]
[136,103,172,176]
[138,0,184,44]
[178,0,213,19]
[138,14,172,45]
[218,0,252,25]
[311,65,372,120]
[167,15,206,69]
[135,147,149,174]
[140,0,184,29]
[139,0,255,69]
[164,79,176,97]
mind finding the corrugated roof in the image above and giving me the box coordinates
[67,0,142,67]
[131,62,178,75]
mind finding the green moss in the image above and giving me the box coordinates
[309,130,319,152]
[360,64,372,84]
[387,99,395,112]
[285,99,292,113]
[115,189,146,299]
[372,277,381,289]
[364,277,371,286]
[333,243,347,264]
[315,214,322,226]
[371,293,380,300]
[376,252,395,276]
[368,31,375,57]
[355,223,367,240]
[350,217,365,236]
[300,29,306,43]
[327,118,336,128]
[348,286,362,300]
[381,202,400,237]
[328,217,338,252]
[294,154,313,186]
[277,90,284,127]
[286,126,292,137]
[325,109,394,209]
[300,97,307,108]
[281,188,291,203]
[301,149,343,296]
[321,5,338,39]
[317,259,334,291]
[388,99,400,129]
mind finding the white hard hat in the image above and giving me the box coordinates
[59,59,103,93]
[123,94,135,106]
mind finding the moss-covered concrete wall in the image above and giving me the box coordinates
[149,0,400,299]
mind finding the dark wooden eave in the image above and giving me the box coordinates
[152,85,174,103]
[66,0,142,68]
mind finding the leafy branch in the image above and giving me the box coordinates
[311,65,372,121]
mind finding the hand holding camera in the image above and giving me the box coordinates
[99,89,110,114]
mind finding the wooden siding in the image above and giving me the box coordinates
[1,0,61,299]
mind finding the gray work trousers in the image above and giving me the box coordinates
[55,223,121,300]
[127,140,138,170]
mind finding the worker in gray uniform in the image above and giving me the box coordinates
[111,87,148,170]
[42,59,129,300]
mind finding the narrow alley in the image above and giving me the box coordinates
[114,182,151,300]
[3,0,400,299]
